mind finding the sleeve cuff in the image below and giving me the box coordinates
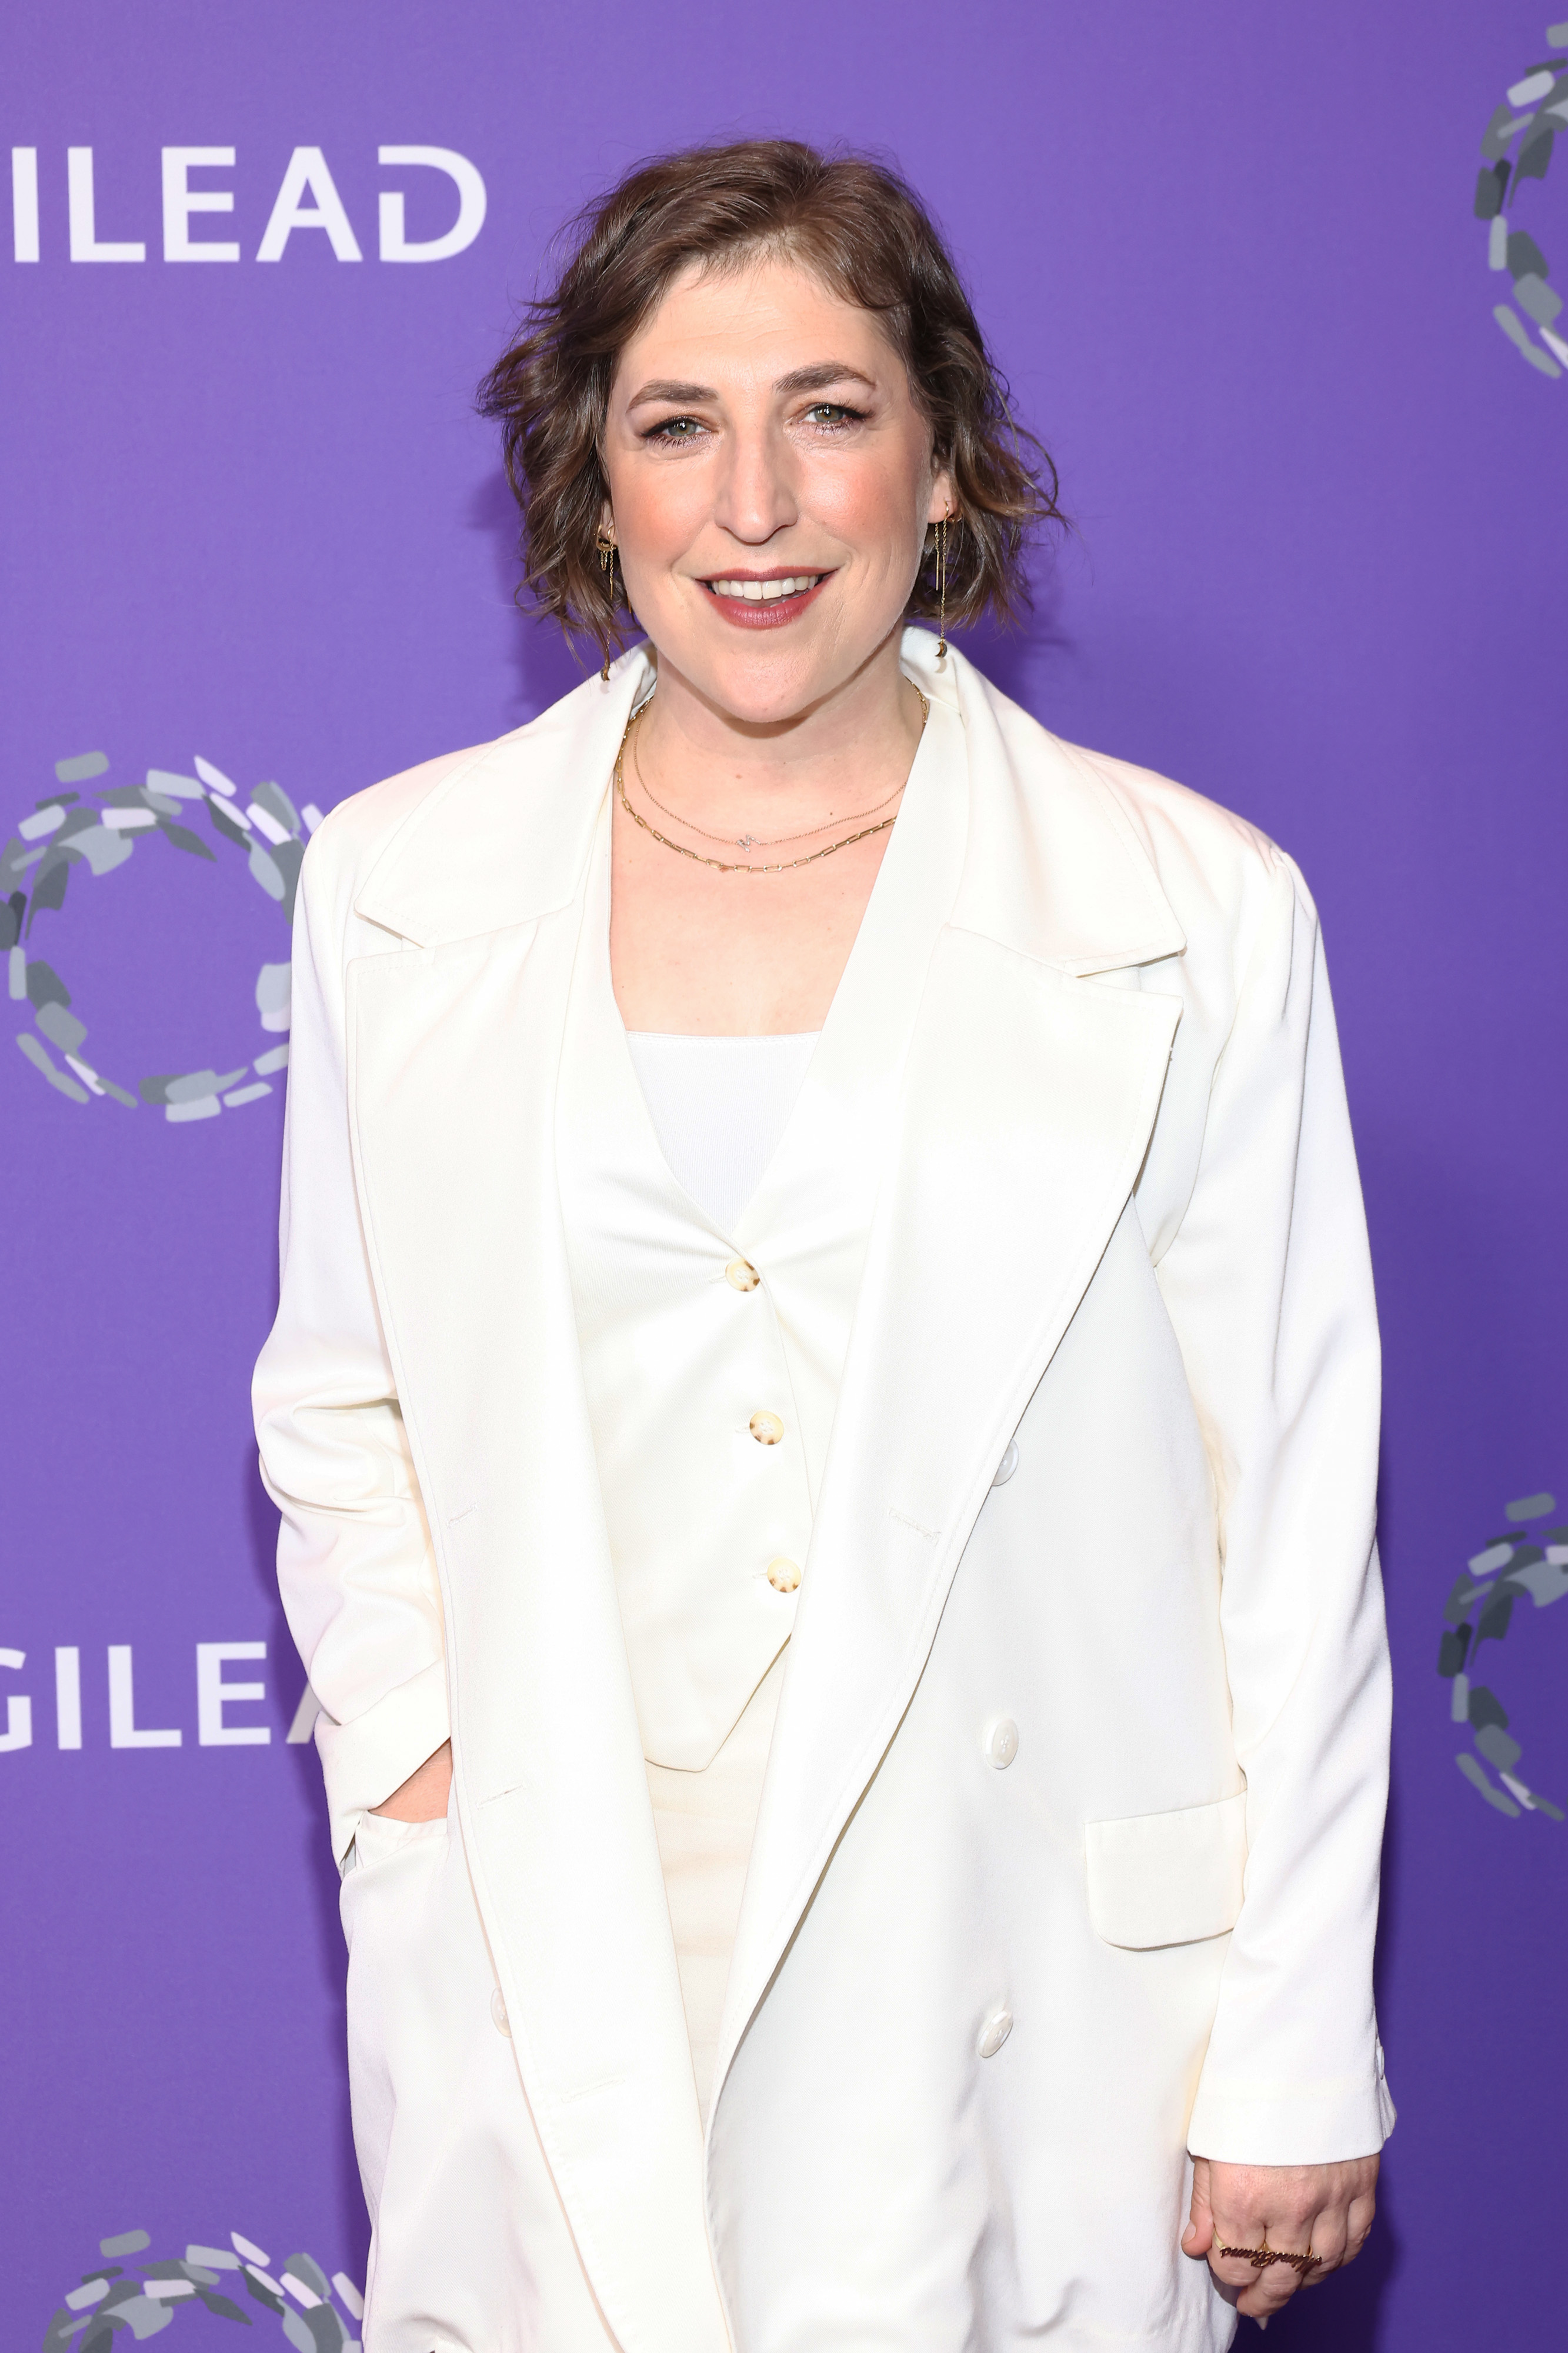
[1188,2044,1396,2165]
[314,1658,452,1862]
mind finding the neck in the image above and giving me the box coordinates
[632,628,925,831]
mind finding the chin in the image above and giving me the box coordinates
[668,613,899,726]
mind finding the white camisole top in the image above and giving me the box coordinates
[624,1032,819,1237]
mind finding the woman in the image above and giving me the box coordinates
[254,141,1393,2352]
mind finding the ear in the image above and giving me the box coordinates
[925,465,957,526]
[598,497,616,545]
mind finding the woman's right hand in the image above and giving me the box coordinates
[371,1738,453,1821]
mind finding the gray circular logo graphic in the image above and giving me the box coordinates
[1477,25,1568,378]
[3,751,316,1122]
[1437,1490,1566,1819]
[45,2225,362,2351]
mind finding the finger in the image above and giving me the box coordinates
[1298,2205,1347,2285]
[1207,2241,1305,2319]
[1234,2265,1304,2324]
[1303,2181,1380,2285]
[1207,2208,1316,2318]
[1309,2201,1372,2282]
[1182,2160,1216,2259]
[1243,2252,1315,2323]
[1203,2214,1264,2296]
[1345,2188,1378,2257]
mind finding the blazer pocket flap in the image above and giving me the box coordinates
[1085,1791,1247,1949]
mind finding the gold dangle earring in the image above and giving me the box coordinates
[596,527,618,682]
[936,514,950,661]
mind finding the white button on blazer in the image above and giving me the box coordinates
[254,629,1394,2353]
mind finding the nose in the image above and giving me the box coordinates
[711,413,799,548]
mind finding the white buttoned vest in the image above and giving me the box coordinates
[556,694,965,2108]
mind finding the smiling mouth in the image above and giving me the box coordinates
[703,573,826,603]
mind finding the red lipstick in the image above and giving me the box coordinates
[698,566,835,629]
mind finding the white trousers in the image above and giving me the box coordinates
[644,1652,783,2125]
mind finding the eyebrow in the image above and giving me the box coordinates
[774,362,877,398]
[624,361,878,409]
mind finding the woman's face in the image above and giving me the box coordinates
[600,254,953,726]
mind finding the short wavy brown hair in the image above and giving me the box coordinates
[478,139,1062,669]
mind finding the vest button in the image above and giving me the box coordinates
[725,1258,761,1291]
[749,1409,785,1445]
[977,2005,1013,2060]
[490,1988,511,2037]
[992,1438,1019,1487]
[766,1557,801,1593]
[985,1717,1019,1769]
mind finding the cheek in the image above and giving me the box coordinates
[612,463,706,564]
[812,452,924,568]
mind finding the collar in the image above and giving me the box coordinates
[352,629,1185,977]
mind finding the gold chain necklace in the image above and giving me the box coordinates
[633,735,907,849]
[615,688,929,876]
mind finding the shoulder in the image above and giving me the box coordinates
[1057,735,1307,916]
[292,658,628,949]
[301,732,515,912]
[944,644,1316,961]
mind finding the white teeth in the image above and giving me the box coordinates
[709,575,822,602]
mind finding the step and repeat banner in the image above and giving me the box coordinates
[2,5,1563,2349]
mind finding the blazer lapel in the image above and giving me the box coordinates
[714,639,1186,2104]
[347,650,730,2353]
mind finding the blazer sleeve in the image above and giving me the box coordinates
[252,827,449,1862]
[1153,845,1395,2165]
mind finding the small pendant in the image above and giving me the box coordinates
[736,834,756,850]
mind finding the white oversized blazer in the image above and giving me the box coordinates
[254,629,1394,2353]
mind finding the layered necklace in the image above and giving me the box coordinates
[614,685,929,876]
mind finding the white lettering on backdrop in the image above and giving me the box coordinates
[7,145,487,263]
[162,146,241,262]
[378,144,487,261]
[0,1644,306,1747]
[68,146,146,262]
[255,146,362,261]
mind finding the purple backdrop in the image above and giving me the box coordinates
[4,5,1564,2348]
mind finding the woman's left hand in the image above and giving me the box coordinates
[1183,2154,1379,2327]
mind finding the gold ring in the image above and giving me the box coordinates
[1217,2239,1317,2277]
